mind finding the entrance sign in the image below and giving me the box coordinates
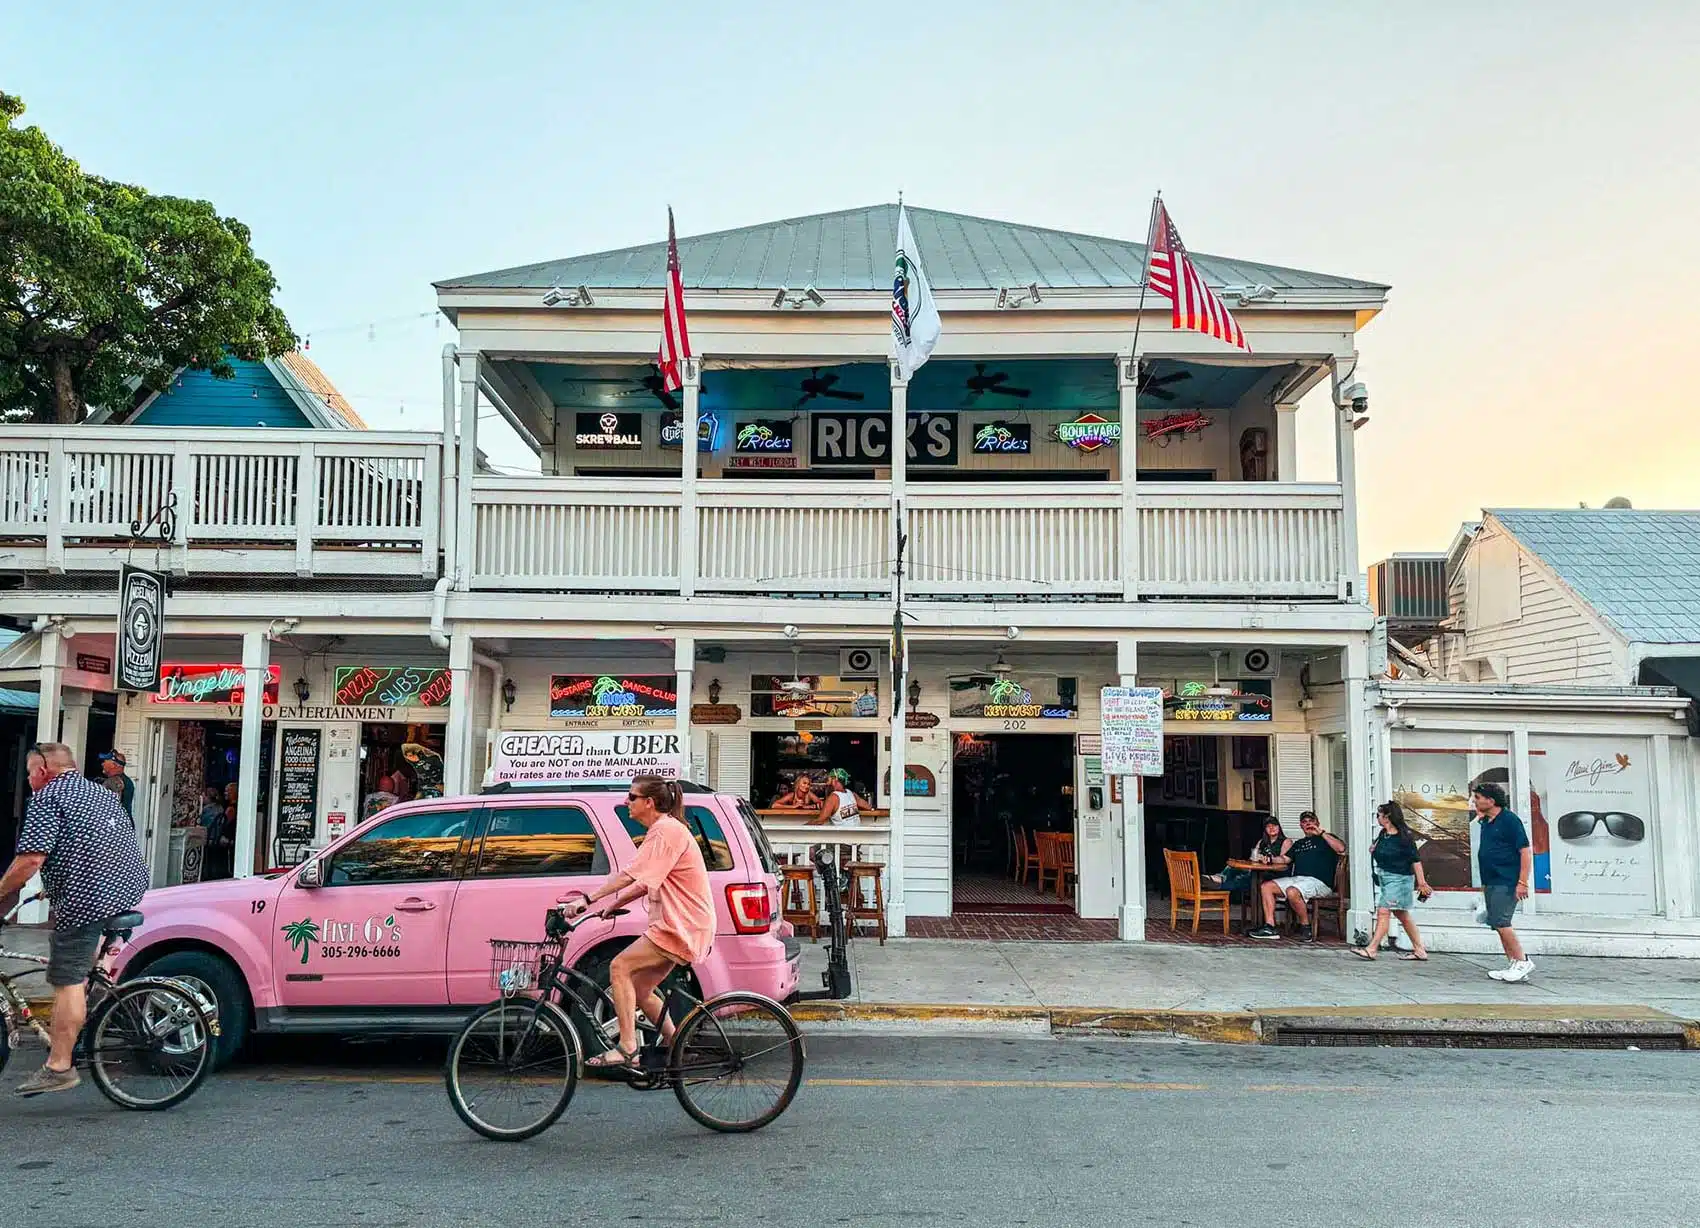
[334,666,453,708]
[154,663,281,704]
[809,411,958,467]
[116,564,166,692]
[277,728,322,842]
[1101,686,1165,776]
[550,674,678,719]
[490,731,683,784]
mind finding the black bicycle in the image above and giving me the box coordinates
[444,906,806,1140]
[1,897,219,1110]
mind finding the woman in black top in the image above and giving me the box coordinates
[1204,817,1289,896]
[1352,801,1433,961]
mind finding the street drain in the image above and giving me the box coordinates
[1269,1028,1683,1050]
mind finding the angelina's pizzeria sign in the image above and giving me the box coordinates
[154,664,281,704]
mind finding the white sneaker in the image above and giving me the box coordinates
[1500,959,1535,983]
[1487,965,1511,980]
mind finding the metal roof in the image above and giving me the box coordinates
[436,203,1389,295]
[1489,509,1700,645]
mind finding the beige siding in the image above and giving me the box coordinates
[1452,526,1623,684]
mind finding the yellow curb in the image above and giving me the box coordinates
[790,1001,1262,1044]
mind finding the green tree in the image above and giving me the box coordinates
[0,91,295,423]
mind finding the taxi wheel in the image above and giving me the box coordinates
[132,950,250,1070]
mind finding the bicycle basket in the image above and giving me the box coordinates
[488,939,554,994]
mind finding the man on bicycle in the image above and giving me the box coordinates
[0,743,150,1097]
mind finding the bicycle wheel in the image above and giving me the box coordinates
[670,992,805,1133]
[446,998,581,1141]
[87,981,213,1110]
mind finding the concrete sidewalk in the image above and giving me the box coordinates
[793,938,1700,1045]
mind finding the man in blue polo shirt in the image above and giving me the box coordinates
[1473,781,1534,983]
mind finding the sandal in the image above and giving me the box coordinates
[1350,947,1377,960]
[1400,952,1429,962]
[585,1043,641,1070]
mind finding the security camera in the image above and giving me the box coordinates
[803,285,824,307]
[1337,380,1369,415]
[1005,626,1020,640]
[782,625,800,640]
[542,287,565,307]
[772,287,789,309]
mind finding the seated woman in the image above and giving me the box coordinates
[770,772,821,811]
[1203,817,1289,894]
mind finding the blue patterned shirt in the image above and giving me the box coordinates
[18,770,150,930]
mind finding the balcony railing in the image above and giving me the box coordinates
[0,427,440,576]
[469,474,1345,601]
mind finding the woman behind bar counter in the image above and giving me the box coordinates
[771,773,821,811]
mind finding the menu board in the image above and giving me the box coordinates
[1101,686,1165,776]
[277,728,321,842]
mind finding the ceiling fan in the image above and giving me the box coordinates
[608,369,680,411]
[1137,364,1193,402]
[950,651,1019,687]
[965,364,1032,401]
[749,647,860,706]
[795,369,865,409]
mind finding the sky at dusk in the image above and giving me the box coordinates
[8,1,1698,562]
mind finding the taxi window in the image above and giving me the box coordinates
[616,804,735,872]
[474,806,607,878]
[326,809,474,886]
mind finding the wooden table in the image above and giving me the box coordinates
[1225,858,1287,928]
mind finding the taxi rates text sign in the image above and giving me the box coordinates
[490,731,683,784]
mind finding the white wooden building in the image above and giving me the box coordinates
[0,203,1392,939]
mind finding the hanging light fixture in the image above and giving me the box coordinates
[293,676,311,705]
[707,678,722,704]
[502,678,517,712]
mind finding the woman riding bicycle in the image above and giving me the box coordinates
[562,775,714,1070]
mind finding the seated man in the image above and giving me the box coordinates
[1248,811,1343,941]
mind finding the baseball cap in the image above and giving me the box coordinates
[100,750,127,767]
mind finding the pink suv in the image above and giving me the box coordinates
[117,784,798,1066]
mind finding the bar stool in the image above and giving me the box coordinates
[780,865,820,941]
[844,862,887,946]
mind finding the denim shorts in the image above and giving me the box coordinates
[1482,885,1520,930]
[47,920,108,987]
[1374,872,1416,911]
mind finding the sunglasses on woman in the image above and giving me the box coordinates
[1555,810,1645,842]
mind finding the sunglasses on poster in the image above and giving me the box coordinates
[1555,811,1645,843]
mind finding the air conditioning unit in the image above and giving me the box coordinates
[840,647,881,679]
[1236,647,1279,679]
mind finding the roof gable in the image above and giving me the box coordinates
[113,353,364,430]
[437,203,1388,296]
[1488,509,1700,645]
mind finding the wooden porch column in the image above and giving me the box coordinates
[1117,635,1146,941]
[679,359,701,597]
[1274,402,1299,481]
[455,351,480,592]
[889,361,907,602]
[1117,355,1140,601]
[234,630,268,879]
[1343,639,1373,937]
[673,635,694,775]
[444,628,473,796]
[1332,359,1362,602]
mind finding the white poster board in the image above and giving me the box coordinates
[489,731,683,785]
[1100,686,1166,776]
[1530,734,1655,916]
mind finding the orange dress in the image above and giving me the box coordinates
[625,815,715,965]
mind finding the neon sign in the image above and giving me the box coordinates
[1055,413,1121,452]
[660,411,722,450]
[1143,410,1213,441]
[155,664,282,704]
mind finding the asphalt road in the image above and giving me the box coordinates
[6,1033,1700,1227]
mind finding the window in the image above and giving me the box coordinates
[326,809,475,886]
[735,799,780,876]
[617,804,735,872]
[474,806,606,878]
[1389,729,1510,892]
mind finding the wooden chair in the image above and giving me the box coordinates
[1052,833,1077,901]
[1308,856,1349,940]
[844,862,887,945]
[1163,849,1231,934]
[1034,832,1064,895]
[1014,828,1041,887]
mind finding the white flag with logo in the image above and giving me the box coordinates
[891,204,941,379]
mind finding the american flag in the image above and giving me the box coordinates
[1144,199,1251,353]
[658,207,693,392]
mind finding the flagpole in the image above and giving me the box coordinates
[1126,192,1161,389]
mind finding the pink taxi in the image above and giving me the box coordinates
[116,783,798,1066]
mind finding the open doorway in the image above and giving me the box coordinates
[951,732,1075,914]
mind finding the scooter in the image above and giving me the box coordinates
[795,846,853,1001]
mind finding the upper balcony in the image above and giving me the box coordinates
[0,426,441,579]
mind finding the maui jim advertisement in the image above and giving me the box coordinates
[1531,735,1653,915]
[334,666,453,708]
[550,674,678,719]
[154,663,281,704]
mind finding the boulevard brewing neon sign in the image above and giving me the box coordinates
[1055,413,1121,452]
